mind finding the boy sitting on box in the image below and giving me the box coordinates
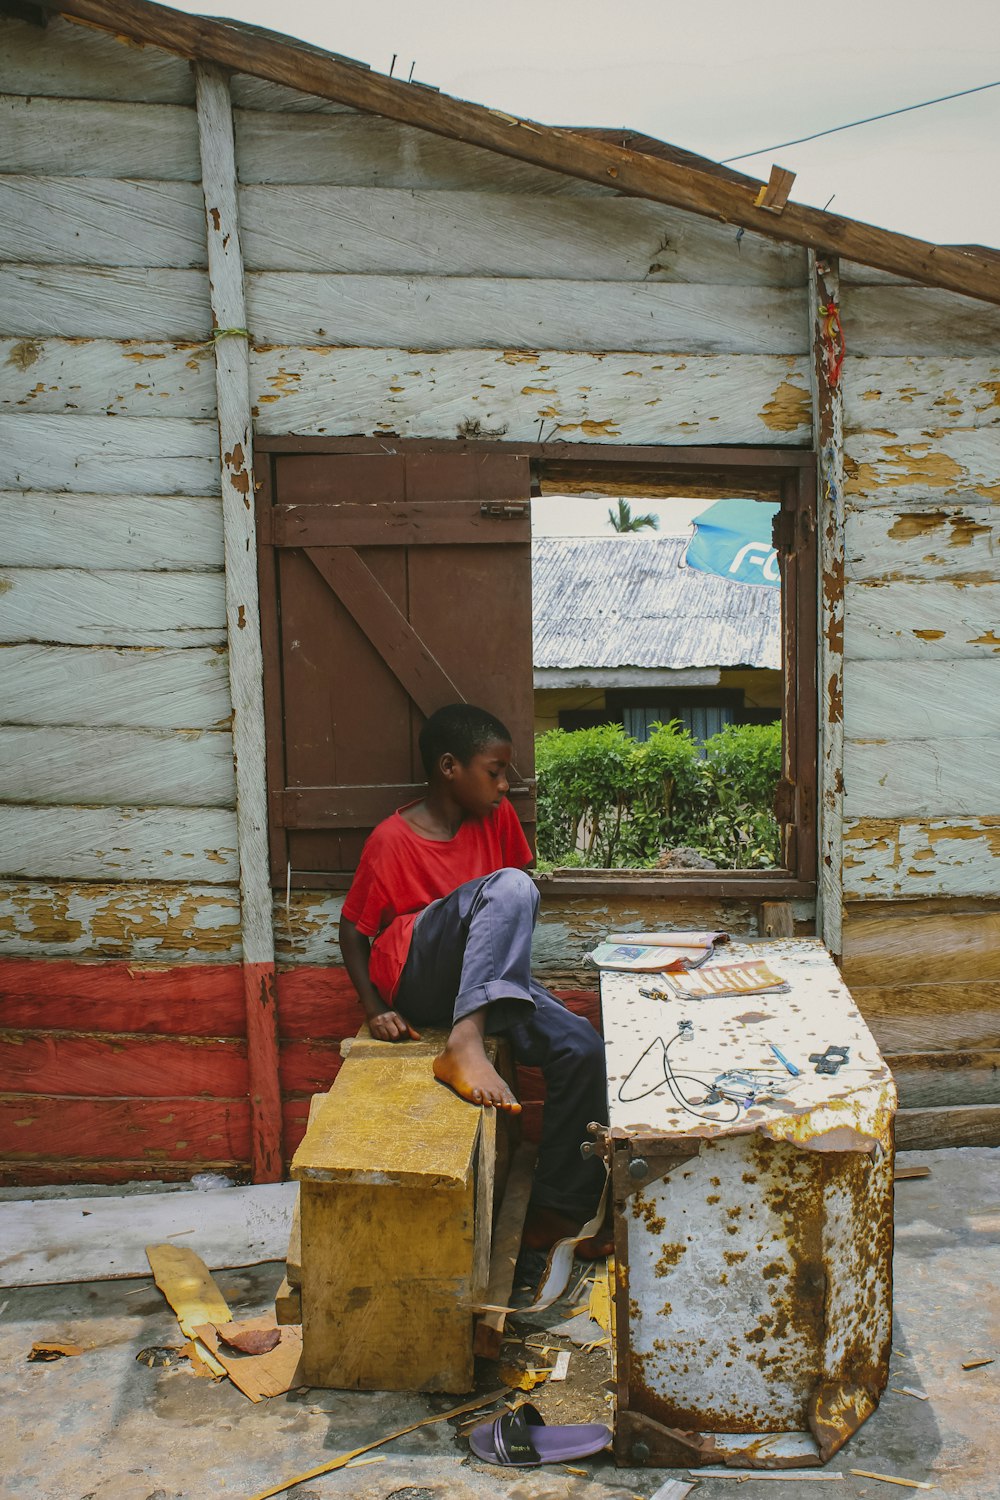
[339,702,608,1250]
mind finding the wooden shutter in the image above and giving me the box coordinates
[257,450,535,883]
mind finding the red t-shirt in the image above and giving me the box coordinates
[341,797,533,1004]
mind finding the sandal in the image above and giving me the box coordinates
[468,1401,611,1467]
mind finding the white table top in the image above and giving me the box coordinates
[601,937,895,1152]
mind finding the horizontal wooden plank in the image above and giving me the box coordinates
[845,501,997,582]
[0,493,224,569]
[271,500,531,548]
[0,266,212,339]
[845,429,1000,503]
[0,1094,249,1164]
[887,1050,1000,1109]
[0,415,220,495]
[246,275,810,355]
[0,956,245,1033]
[844,661,1000,740]
[845,286,1000,356]
[844,818,1000,899]
[894,1104,1000,1150]
[0,1158,215,1187]
[276,965,363,1039]
[0,568,226,646]
[250,346,813,445]
[0,880,243,962]
[1,726,235,808]
[0,176,207,267]
[0,806,239,883]
[844,739,1000,818]
[278,1039,343,1095]
[237,185,808,285]
[840,905,1000,988]
[0,14,196,104]
[0,93,201,179]
[229,75,356,114]
[0,337,217,419]
[2,1031,249,1097]
[851,982,1000,1053]
[843,355,1000,434]
[844,580,1000,661]
[0,645,232,729]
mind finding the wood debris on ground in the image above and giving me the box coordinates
[649,1480,696,1500]
[195,1317,303,1401]
[27,1340,86,1361]
[891,1386,929,1400]
[145,1242,231,1377]
[849,1471,935,1489]
[692,1472,843,1482]
[961,1356,994,1370]
[894,1166,932,1181]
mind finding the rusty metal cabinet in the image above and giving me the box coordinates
[598,938,895,1469]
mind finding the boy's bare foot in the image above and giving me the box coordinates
[433,1027,521,1112]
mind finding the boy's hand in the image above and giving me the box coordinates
[367,1008,422,1043]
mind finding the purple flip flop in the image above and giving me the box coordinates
[468,1401,611,1467]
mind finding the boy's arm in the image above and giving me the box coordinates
[338,915,420,1042]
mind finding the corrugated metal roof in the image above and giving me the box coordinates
[532,536,781,671]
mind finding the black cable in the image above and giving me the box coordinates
[617,1030,740,1123]
[722,78,1000,164]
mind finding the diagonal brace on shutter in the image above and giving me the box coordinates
[304,546,466,718]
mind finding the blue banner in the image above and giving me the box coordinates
[682,498,781,588]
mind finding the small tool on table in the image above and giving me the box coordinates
[809,1044,850,1075]
[768,1042,800,1077]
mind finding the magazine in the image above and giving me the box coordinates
[588,931,730,973]
[655,959,789,1001]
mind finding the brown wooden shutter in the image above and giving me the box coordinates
[257,450,535,883]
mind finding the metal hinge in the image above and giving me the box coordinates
[480,501,530,518]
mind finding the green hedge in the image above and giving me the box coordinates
[534,719,782,870]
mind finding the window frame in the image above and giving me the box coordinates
[255,437,818,901]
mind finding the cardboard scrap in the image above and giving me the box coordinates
[550,1349,571,1381]
[194,1316,303,1402]
[650,1481,696,1500]
[27,1341,85,1361]
[146,1242,231,1378]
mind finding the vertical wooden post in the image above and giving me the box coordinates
[809,251,845,958]
[195,62,282,1181]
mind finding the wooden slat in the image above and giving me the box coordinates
[229,75,355,114]
[894,1105,1000,1150]
[845,287,1000,355]
[45,0,1000,306]
[843,354,1000,434]
[0,266,211,339]
[844,661,1000,740]
[845,502,997,582]
[843,739,1000,818]
[277,1040,342,1096]
[0,806,239,883]
[852,982,1000,1053]
[1,725,235,807]
[0,415,220,495]
[887,1050,1000,1109]
[250,346,813,446]
[0,338,218,419]
[844,818,1000,899]
[280,783,535,831]
[236,184,809,283]
[0,93,201,178]
[845,428,1000,502]
[844,580,1000,661]
[841,904,1000,988]
[0,645,232,729]
[0,879,243,962]
[0,13,195,103]
[246,274,808,354]
[0,494,224,569]
[0,1094,250,1164]
[0,956,245,1034]
[0,176,207,267]
[0,568,226,646]
[2,1031,249,1097]
[304,546,464,715]
[273,500,531,548]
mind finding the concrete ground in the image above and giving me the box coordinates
[1,1147,998,1500]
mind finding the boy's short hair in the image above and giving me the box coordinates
[419,703,512,777]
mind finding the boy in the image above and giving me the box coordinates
[339,703,608,1249]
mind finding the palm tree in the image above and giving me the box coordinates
[607,498,660,533]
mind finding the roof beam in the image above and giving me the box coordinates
[51,0,1000,307]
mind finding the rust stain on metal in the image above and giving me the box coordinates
[758,380,811,433]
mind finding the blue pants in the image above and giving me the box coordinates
[394,868,608,1220]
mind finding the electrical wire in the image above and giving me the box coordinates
[617,1028,741,1123]
[722,78,1000,163]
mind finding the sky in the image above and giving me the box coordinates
[173,0,1000,247]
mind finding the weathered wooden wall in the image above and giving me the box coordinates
[838,262,1000,1145]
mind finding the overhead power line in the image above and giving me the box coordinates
[722,78,1000,163]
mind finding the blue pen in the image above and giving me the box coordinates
[769,1042,800,1077]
